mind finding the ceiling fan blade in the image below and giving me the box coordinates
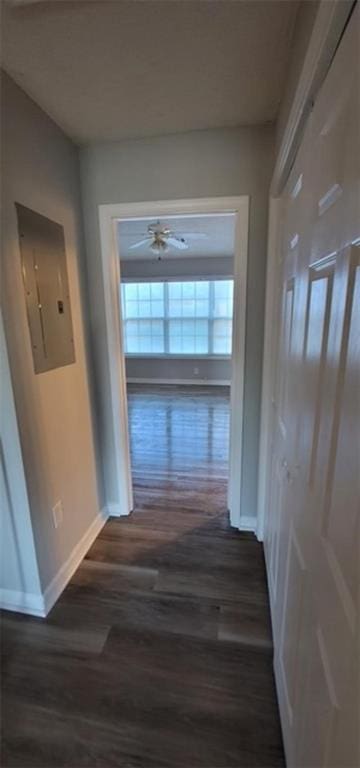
[129,238,151,250]
[167,237,189,250]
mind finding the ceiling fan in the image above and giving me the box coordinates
[129,221,207,259]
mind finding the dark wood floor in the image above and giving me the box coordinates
[1,384,284,767]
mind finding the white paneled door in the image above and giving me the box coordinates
[265,6,360,768]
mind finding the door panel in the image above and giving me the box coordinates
[296,246,360,768]
[265,7,359,767]
[279,277,295,436]
[302,261,334,486]
[321,255,360,616]
[278,527,306,725]
[299,625,338,768]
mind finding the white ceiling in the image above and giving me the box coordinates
[2,0,299,144]
[117,214,235,260]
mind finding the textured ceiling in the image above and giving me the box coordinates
[2,0,299,144]
[117,214,235,260]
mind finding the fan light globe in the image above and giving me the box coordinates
[150,240,168,254]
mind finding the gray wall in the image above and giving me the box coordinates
[1,73,100,591]
[81,125,274,520]
[0,312,42,603]
[121,255,233,384]
[125,357,231,384]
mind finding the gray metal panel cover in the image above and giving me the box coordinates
[16,204,75,373]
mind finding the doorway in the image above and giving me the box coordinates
[98,197,249,528]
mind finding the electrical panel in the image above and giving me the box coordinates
[16,204,75,374]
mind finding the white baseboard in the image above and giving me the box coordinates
[238,515,257,533]
[0,508,109,618]
[127,377,231,386]
[0,588,46,617]
[105,502,128,517]
[43,507,109,616]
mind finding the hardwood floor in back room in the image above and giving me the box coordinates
[1,384,284,767]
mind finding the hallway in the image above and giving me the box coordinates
[1,386,284,767]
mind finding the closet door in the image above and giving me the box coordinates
[266,7,360,767]
[269,132,313,767]
[296,243,359,768]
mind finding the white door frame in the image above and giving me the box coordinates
[256,196,284,541]
[98,196,249,528]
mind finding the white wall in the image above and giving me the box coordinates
[1,73,101,595]
[81,125,274,520]
[121,255,233,384]
[0,312,43,613]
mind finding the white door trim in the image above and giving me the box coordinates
[271,0,353,196]
[98,204,134,516]
[98,196,249,528]
[256,197,284,540]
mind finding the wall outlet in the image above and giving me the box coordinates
[193,367,199,375]
[52,500,63,529]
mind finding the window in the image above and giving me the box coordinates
[121,279,233,356]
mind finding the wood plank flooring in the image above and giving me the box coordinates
[1,384,284,767]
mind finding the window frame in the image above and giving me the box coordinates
[121,275,233,359]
